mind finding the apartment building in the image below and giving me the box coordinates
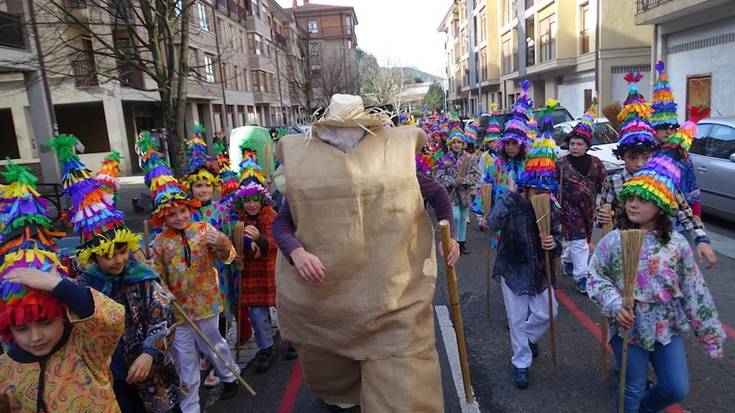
[636,0,735,119]
[0,0,309,177]
[440,0,652,119]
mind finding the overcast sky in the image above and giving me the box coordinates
[276,0,449,78]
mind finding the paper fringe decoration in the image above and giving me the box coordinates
[650,60,679,129]
[500,80,533,151]
[568,98,597,146]
[520,99,559,192]
[183,125,221,189]
[213,142,239,202]
[95,151,121,203]
[616,72,657,155]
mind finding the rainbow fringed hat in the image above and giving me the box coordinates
[500,80,533,152]
[0,161,67,340]
[520,99,559,192]
[183,124,221,190]
[465,120,480,144]
[614,72,658,157]
[446,126,467,145]
[238,142,266,186]
[484,103,502,142]
[228,144,271,212]
[48,135,140,264]
[95,151,122,203]
[650,60,679,130]
[137,131,201,227]
[213,142,239,203]
[619,105,709,216]
[568,98,597,146]
[527,116,538,141]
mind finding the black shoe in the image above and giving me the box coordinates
[253,346,275,373]
[220,380,238,400]
[285,345,298,360]
[529,340,539,358]
[513,368,529,389]
[459,241,469,255]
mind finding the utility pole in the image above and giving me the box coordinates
[213,7,230,146]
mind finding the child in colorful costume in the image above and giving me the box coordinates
[0,160,125,412]
[487,106,561,389]
[49,134,181,413]
[595,74,716,269]
[557,100,607,294]
[138,134,240,413]
[587,108,725,412]
[435,126,482,254]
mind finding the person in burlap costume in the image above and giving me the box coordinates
[272,94,459,412]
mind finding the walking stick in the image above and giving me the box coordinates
[481,183,493,319]
[530,194,557,365]
[143,220,151,258]
[153,281,257,396]
[233,222,246,361]
[599,204,613,381]
[439,220,474,404]
[618,230,645,413]
[554,168,564,276]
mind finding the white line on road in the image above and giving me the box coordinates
[709,231,735,260]
[435,305,482,413]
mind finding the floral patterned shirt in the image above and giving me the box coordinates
[435,149,482,207]
[557,154,607,241]
[152,221,236,322]
[587,230,725,358]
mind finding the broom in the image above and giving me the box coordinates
[602,101,623,132]
[530,193,557,365]
[618,229,646,413]
[481,183,493,319]
[599,204,613,381]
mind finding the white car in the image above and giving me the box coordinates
[552,117,624,174]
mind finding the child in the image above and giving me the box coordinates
[587,111,725,412]
[556,103,607,294]
[49,134,180,413]
[138,137,240,413]
[487,108,561,389]
[0,161,125,412]
[230,182,278,372]
[435,126,481,254]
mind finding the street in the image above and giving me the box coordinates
[201,205,735,413]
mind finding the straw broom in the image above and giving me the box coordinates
[618,229,646,413]
[530,193,557,365]
[233,222,246,361]
[439,220,474,403]
[481,183,493,319]
[602,101,623,132]
[599,204,614,381]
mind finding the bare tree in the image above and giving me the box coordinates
[358,49,407,110]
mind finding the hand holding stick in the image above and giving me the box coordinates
[530,193,557,365]
[599,204,613,381]
[481,183,493,319]
[233,222,245,360]
[439,220,474,404]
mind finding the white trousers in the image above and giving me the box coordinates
[500,279,558,369]
[173,315,240,413]
[562,238,590,281]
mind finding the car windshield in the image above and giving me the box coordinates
[552,122,619,147]
[531,108,574,125]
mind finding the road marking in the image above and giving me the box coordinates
[708,230,735,260]
[555,289,685,413]
[277,362,302,413]
[435,305,482,413]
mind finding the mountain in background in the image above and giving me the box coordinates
[356,49,443,84]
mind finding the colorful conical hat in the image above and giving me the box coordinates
[484,103,502,142]
[500,80,533,151]
[615,72,657,156]
[446,126,466,145]
[213,142,239,202]
[520,99,558,192]
[183,124,220,190]
[619,105,709,216]
[465,120,480,143]
[238,142,266,186]
[95,151,122,203]
[650,60,679,130]
[136,131,200,227]
[0,161,67,340]
[568,98,597,146]
[48,135,140,264]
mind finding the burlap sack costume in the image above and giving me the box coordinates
[275,95,443,412]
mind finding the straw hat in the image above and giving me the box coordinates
[311,94,393,130]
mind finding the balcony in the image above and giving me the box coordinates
[539,40,555,62]
[526,46,535,67]
[0,11,24,49]
[64,0,91,23]
[636,0,675,13]
[272,31,287,50]
[634,0,728,25]
[73,59,98,87]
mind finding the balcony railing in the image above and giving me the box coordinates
[636,0,674,14]
[540,38,556,62]
[64,0,87,9]
[0,11,24,49]
[580,30,590,54]
[73,59,99,87]
[526,46,535,66]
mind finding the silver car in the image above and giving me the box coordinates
[691,118,735,221]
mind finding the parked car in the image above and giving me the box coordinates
[553,118,624,174]
[691,118,735,221]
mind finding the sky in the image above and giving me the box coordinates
[276,0,449,78]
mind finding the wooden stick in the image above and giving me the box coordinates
[143,220,151,259]
[481,183,493,319]
[618,230,645,413]
[530,194,557,365]
[599,204,613,381]
[233,222,245,361]
[153,281,256,396]
[439,220,474,404]
[543,250,557,365]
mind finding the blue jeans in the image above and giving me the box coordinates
[249,306,274,350]
[452,205,469,242]
[611,334,689,413]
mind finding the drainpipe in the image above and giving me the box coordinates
[595,0,600,106]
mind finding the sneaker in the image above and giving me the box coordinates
[203,370,221,387]
[253,346,275,373]
[513,368,529,389]
[529,340,539,358]
[563,262,573,277]
[576,277,588,294]
[220,380,238,400]
[285,345,298,360]
[459,241,470,255]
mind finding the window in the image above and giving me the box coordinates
[686,75,711,118]
[251,70,260,91]
[308,20,318,33]
[580,3,591,54]
[539,14,556,62]
[501,39,513,74]
[479,13,487,43]
[196,2,210,32]
[204,54,215,83]
[704,125,735,159]
[233,65,239,90]
[345,15,352,34]
[243,68,249,91]
[248,33,263,55]
[526,18,535,66]
[309,41,320,57]
[584,89,593,112]
[347,40,353,49]
[251,0,259,18]
[479,47,487,81]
